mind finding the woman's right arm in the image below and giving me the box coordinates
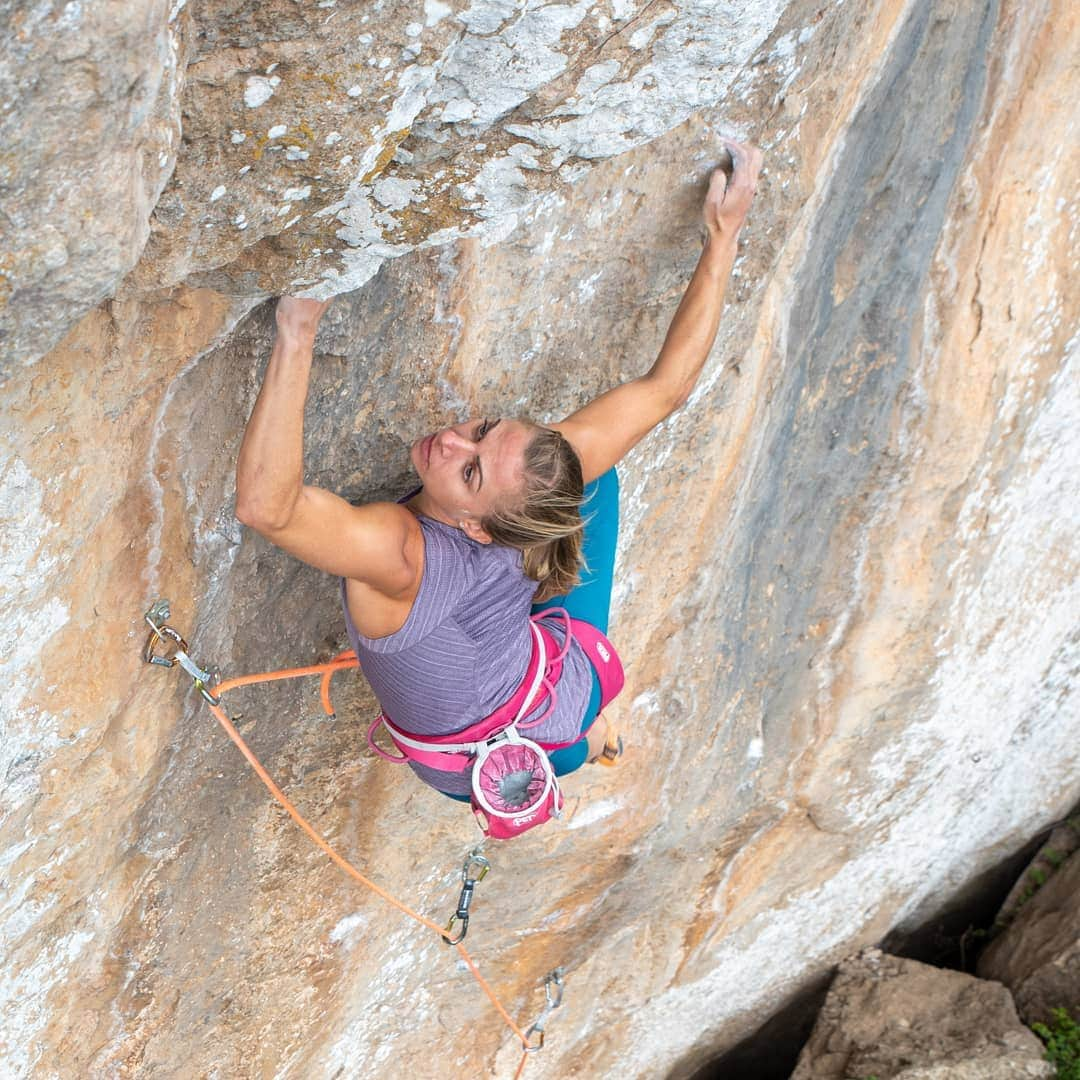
[552,139,762,484]
[236,298,420,595]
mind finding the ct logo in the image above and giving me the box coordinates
[596,642,611,663]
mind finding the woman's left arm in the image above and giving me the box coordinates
[236,298,420,594]
[553,139,762,484]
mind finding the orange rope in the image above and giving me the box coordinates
[213,655,358,697]
[514,1049,531,1080]
[202,657,538,1071]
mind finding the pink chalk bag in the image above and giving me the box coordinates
[367,608,624,839]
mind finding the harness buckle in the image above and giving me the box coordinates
[442,849,490,945]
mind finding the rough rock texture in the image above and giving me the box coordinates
[135,0,789,299]
[978,842,1080,1028]
[0,0,188,373]
[790,949,1053,1080]
[6,0,790,369]
[993,822,1080,931]
[2,0,1079,1077]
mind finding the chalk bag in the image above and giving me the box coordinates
[471,728,563,840]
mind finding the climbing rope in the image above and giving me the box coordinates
[142,599,564,1077]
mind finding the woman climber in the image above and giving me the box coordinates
[236,138,762,835]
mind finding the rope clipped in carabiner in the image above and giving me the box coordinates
[142,598,220,705]
[442,849,490,945]
[139,601,558,1076]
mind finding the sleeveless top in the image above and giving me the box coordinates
[342,514,594,795]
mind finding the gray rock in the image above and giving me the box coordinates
[990,823,1080,932]
[978,839,1080,1028]
[791,950,1053,1080]
[0,0,187,374]
[2,0,793,370]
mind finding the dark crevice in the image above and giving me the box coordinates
[676,801,1080,1079]
[679,976,831,1080]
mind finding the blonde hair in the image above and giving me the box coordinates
[481,423,586,603]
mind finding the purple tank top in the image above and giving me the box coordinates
[342,514,594,795]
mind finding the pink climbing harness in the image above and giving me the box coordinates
[366,608,624,839]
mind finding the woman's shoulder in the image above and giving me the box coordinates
[418,516,525,588]
[414,516,477,591]
[419,516,518,564]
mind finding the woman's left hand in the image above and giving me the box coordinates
[275,296,332,341]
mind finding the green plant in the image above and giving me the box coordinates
[1010,864,1055,919]
[1032,1007,1080,1080]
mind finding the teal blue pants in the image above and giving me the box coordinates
[532,467,619,775]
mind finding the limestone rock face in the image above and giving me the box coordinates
[2,0,1079,1078]
[5,0,790,368]
[978,842,1080,1028]
[133,0,786,298]
[0,0,188,373]
[790,950,1053,1080]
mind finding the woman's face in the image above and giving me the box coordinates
[410,417,535,540]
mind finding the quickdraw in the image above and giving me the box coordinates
[140,598,564,1078]
[524,970,566,1053]
[443,849,490,945]
[143,600,220,705]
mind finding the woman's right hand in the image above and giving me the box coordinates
[703,138,763,242]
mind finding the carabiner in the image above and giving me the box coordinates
[442,914,468,946]
[462,850,490,884]
[143,622,188,668]
[543,968,564,1010]
[194,680,222,707]
[142,599,220,704]
[442,850,490,945]
[523,1026,545,1053]
[523,969,565,1052]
